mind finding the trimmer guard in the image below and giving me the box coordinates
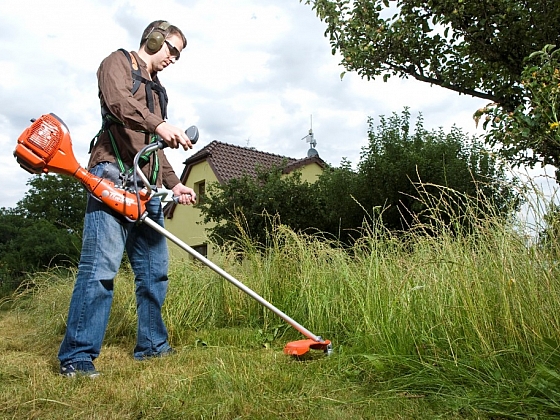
[283,339,332,356]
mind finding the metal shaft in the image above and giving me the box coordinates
[142,216,325,343]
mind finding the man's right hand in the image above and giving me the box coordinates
[155,122,192,150]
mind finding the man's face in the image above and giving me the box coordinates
[152,33,184,72]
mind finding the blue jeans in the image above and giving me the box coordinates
[58,162,172,364]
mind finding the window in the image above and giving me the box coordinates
[194,180,206,204]
[192,244,208,258]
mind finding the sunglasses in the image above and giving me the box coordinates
[164,40,181,62]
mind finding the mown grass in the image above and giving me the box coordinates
[1,186,560,419]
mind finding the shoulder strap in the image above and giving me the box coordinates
[118,48,142,95]
[117,48,167,118]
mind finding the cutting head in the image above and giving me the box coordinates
[283,339,332,356]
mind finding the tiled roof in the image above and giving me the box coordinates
[165,141,325,218]
[178,140,325,184]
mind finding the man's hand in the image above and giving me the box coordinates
[155,122,192,150]
[171,183,196,205]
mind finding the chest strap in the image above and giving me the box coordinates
[122,49,168,118]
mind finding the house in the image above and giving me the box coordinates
[164,140,325,259]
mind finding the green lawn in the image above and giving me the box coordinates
[1,211,559,419]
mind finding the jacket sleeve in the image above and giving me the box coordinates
[97,51,164,133]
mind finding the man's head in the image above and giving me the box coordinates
[139,20,186,72]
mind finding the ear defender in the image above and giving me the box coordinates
[145,21,171,54]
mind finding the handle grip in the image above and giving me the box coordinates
[185,125,199,144]
[157,125,199,149]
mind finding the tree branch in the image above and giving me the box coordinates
[394,64,502,104]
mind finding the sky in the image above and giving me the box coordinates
[0,0,556,225]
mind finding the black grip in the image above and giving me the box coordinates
[157,125,199,149]
[185,125,199,144]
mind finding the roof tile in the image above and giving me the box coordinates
[167,141,325,218]
[179,140,323,184]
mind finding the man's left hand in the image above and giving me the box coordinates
[171,183,196,205]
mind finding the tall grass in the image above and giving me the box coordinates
[164,183,560,417]
[4,181,560,418]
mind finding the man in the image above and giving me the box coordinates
[58,20,196,377]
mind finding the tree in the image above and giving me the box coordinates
[303,0,560,110]
[313,158,363,242]
[303,0,560,177]
[477,45,560,178]
[0,174,86,290]
[18,174,86,233]
[0,216,80,274]
[355,108,518,232]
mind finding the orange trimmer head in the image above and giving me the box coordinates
[283,338,332,356]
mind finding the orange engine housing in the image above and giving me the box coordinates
[14,113,150,221]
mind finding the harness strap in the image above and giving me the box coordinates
[90,49,168,185]
[120,48,168,118]
[143,79,168,119]
[127,49,142,96]
[106,128,160,185]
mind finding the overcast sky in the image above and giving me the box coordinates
[0,0,553,218]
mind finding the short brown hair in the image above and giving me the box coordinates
[140,20,187,49]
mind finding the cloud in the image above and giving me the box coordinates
[0,0,504,210]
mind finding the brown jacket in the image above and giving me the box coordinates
[88,50,181,189]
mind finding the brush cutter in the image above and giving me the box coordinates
[14,113,332,357]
